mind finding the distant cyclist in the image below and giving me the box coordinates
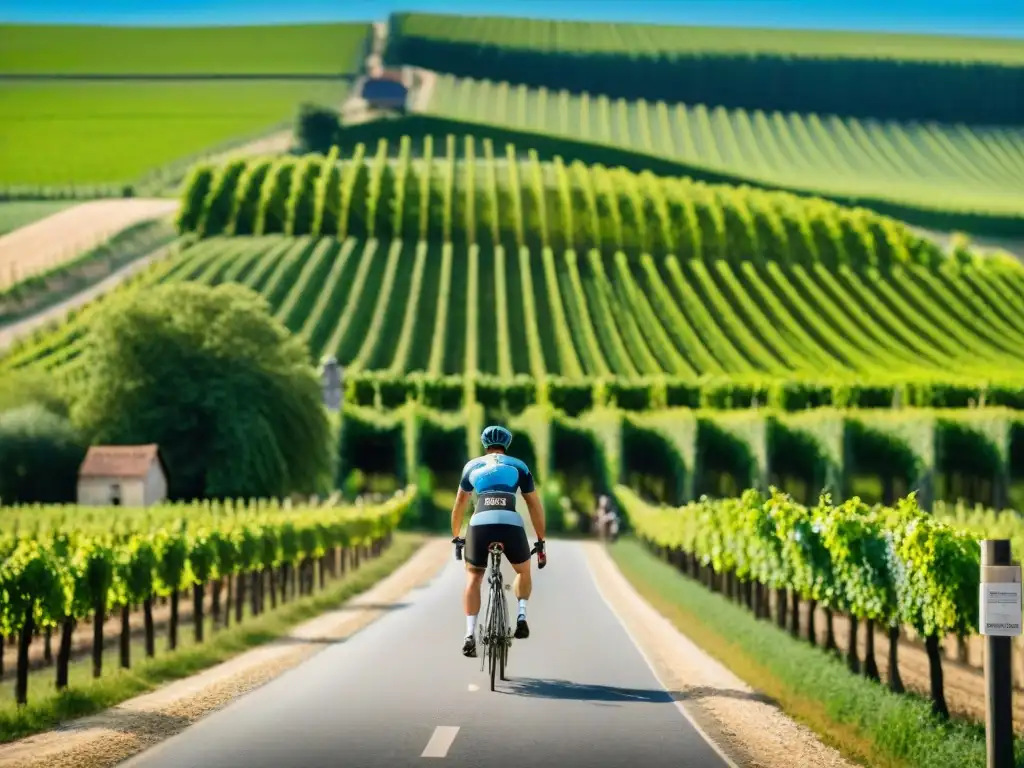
[451,425,546,658]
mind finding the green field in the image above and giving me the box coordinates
[0,23,370,74]
[0,200,73,235]
[425,74,1024,219]
[389,12,1024,63]
[387,13,1024,126]
[0,81,349,185]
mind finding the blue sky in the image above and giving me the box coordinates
[1,0,1023,38]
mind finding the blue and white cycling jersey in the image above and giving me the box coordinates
[459,454,535,527]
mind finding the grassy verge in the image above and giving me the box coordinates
[609,538,1024,768]
[0,532,424,744]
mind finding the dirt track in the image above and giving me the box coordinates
[0,241,174,352]
[0,199,178,291]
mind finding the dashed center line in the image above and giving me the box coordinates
[421,726,460,758]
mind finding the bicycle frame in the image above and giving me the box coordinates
[478,542,512,689]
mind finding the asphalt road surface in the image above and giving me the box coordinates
[121,542,730,768]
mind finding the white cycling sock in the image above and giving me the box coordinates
[466,614,477,638]
[518,599,528,618]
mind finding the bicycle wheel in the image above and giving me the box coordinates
[497,584,510,681]
[487,584,503,691]
[489,633,499,691]
[499,636,508,681]
[479,587,493,674]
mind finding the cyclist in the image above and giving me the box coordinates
[451,425,546,658]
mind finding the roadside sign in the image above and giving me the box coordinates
[980,566,1022,637]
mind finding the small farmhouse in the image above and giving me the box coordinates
[77,444,168,507]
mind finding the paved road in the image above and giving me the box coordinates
[121,542,728,768]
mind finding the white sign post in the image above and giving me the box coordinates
[980,580,1022,637]
[981,542,1018,768]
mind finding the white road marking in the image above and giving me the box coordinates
[467,683,479,692]
[421,726,460,758]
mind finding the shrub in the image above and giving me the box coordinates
[0,404,86,504]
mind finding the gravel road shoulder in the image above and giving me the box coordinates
[584,542,856,768]
[0,537,449,768]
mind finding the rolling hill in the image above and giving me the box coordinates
[385,12,1024,124]
[422,74,1024,222]
[6,137,1024,413]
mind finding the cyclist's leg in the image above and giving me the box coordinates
[461,523,489,656]
[502,525,533,638]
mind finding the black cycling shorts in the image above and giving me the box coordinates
[465,523,531,568]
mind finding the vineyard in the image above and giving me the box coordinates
[3,9,1024,766]
[319,401,1024,519]
[385,12,1024,125]
[7,137,1024,397]
[0,489,412,707]
[386,12,1024,63]
[617,486,1019,720]
[423,74,1024,221]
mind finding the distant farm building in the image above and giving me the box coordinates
[77,444,168,507]
[361,69,409,112]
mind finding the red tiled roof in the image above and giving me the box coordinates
[79,444,160,479]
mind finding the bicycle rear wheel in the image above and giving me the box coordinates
[487,586,503,691]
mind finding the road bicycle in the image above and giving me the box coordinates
[454,538,544,691]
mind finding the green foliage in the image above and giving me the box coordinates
[0,489,414,640]
[253,157,298,236]
[69,282,331,500]
[329,115,1024,236]
[228,158,273,236]
[296,103,342,155]
[198,159,247,237]
[176,164,214,233]
[284,154,323,236]
[176,139,988,269]
[616,485,981,638]
[611,538,1007,768]
[887,495,981,637]
[0,369,71,418]
[0,405,85,505]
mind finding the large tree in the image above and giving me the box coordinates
[72,282,332,500]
